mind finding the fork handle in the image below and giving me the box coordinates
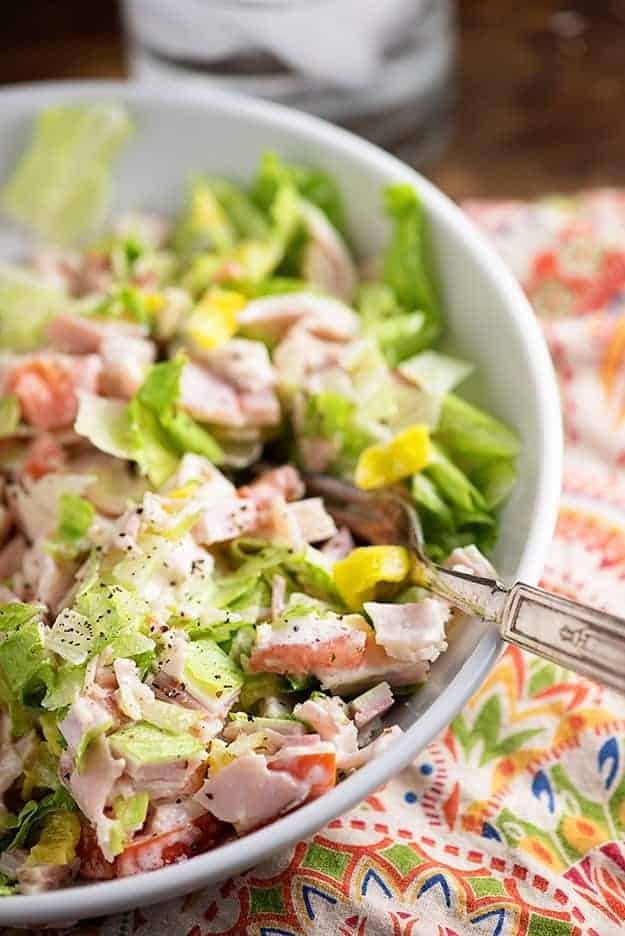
[499,583,625,692]
[428,567,625,692]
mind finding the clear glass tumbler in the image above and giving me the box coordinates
[122,0,456,160]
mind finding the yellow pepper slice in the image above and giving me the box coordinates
[333,545,411,610]
[185,287,246,350]
[355,424,431,490]
[25,810,81,867]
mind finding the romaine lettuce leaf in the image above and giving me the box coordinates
[253,152,345,234]
[471,458,518,509]
[2,103,133,245]
[74,392,135,460]
[436,393,520,461]
[358,282,435,366]
[0,264,65,352]
[47,494,95,559]
[399,350,473,399]
[0,395,20,439]
[382,184,439,314]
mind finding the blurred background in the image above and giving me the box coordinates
[2,0,624,201]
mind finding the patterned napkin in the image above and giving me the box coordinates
[15,190,625,936]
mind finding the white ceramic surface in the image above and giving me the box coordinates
[0,81,562,926]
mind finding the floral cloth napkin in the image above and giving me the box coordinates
[13,190,625,936]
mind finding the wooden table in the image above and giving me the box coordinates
[2,0,625,202]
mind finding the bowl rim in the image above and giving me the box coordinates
[0,79,563,926]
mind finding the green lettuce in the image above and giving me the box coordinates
[47,494,95,558]
[0,395,20,439]
[358,282,432,367]
[398,350,473,400]
[382,184,440,315]
[0,788,76,854]
[74,393,135,461]
[2,103,133,245]
[0,264,66,352]
[436,393,520,462]
[471,459,518,510]
[253,152,345,234]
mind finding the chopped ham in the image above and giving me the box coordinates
[16,545,76,611]
[239,465,305,504]
[21,433,66,481]
[164,453,235,496]
[248,612,368,676]
[196,339,276,393]
[0,504,10,549]
[273,322,344,391]
[46,313,147,354]
[364,599,450,663]
[287,498,337,543]
[62,737,125,861]
[271,574,287,622]
[180,362,243,427]
[293,696,358,769]
[10,471,94,543]
[121,757,205,800]
[0,535,26,579]
[348,682,395,729]
[192,495,257,546]
[251,495,305,549]
[337,725,402,771]
[321,527,355,562]
[444,544,497,579]
[197,751,309,833]
[59,696,114,755]
[238,387,281,427]
[315,637,430,694]
[300,201,357,302]
[143,799,206,837]
[99,334,155,399]
[238,292,359,342]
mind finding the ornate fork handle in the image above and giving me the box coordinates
[500,584,625,691]
[430,568,625,692]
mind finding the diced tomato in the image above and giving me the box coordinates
[269,750,337,800]
[22,433,66,480]
[78,813,227,880]
[8,360,78,430]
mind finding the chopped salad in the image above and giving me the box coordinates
[0,105,519,894]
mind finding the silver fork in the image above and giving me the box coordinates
[305,474,625,693]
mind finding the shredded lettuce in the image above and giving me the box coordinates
[0,395,20,439]
[253,152,345,234]
[436,393,520,462]
[47,494,95,558]
[0,263,66,352]
[2,103,133,245]
[382,184,440,317]
[0,788,76,853]
[471,458,518,510]
[399,350,473,400]
[424,443,486,513]
[74,392,135,460]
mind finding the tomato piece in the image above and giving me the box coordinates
[9,360,78,429]
[269,750,337,800]
[78,813,227,880]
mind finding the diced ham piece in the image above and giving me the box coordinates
[59,696,114,755]
[7,353,101,430]
[180,362,243,427]
[238,292,359,342]
[10,472,94,543]
[238,465,305,505]
[268,743,336,799]
[364,599,450,663]
[143,799,206,837]
[248,612,368,676]
[271,574,287,622]
[315,637,430,694]
[443,544,497,579]
[21,433,66,481]
[16,545,76,611]
[99,334,155,399]
[62,737,125,861]
[193,497,257,547]
[348,682,395,729]
[287,498,337,543]
[121,758,206,800]
[0,535,26,580]
[196,339,276,393]
[197,751,309,833]
[46,313,147,354]
[336,725,402,771]
[300,201,357,303]
[251,495,305,549]
[293,696,358,769]
[238,387,281,427]
[321,527,355,563]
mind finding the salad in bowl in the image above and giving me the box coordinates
[0,102,521,896]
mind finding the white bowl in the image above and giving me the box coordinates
[0,81,562,926]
